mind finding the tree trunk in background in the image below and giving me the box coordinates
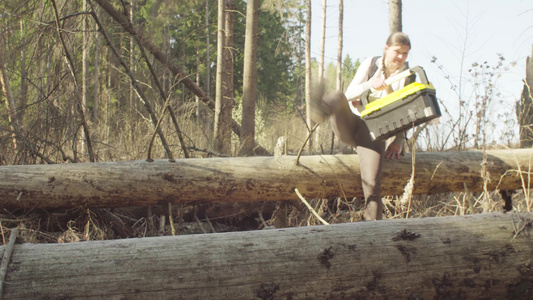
[128,1,136,144]
[214,0,227,153]
[389,0,402,34]
[0,149,531,210]
[304,0,313,150]
[82,0,89,156]
[18,18,28,123]
[2,213,532,299]
[318,0,326,81]
[196,5,202,124]
[314,0,327,147]
[336,0,343,91]
[93,15,100,127]
[0,28,22,149]
[204,0,212,131]
[214,0,235,155]
[240,0,260,156]
[222,0,235,154]
[519,45,533,148]
[82,0,88,114]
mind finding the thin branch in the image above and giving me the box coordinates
[294,188,329,225]
[117,8,190,159]
[295,123,319,165]
[0,227,18,296]
[51,0,96,162]
[89,6,174,161]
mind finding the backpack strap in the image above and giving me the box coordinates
[367,56,380,80]
[368,56,416,84]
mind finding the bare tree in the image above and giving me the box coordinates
[128,1,136,143]
[336,0,343,91]
[389,0,402,34]
[195,1,202,123]
[240,0,260,156]
[518,45,533,147]
[318,0,326,81]
[214,0,227,153]
[214,0,235,155]
[305,0,313,149]
[92,8,100,127]
[204,0,212,130]
[82,0,89,155]
[0,27,22,149]
[51,0,96,162]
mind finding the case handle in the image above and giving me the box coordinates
[361,66,429,107]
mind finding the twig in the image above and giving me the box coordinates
[0,222,4,245]
[295,123,320,165]
[168,202,175,236]
[294,188,329,225]
[258,210,269,229]
[187,146,230,158]
[193,208,207,234]
[147,91,177,162]
[499,147,532,212]
[159,215,166,235]
[400,137,416,218]
[511,214,533,240]
[0,227,18,299]
[205,213,216,233]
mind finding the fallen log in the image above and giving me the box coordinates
[0,149,531,210]
[1,212,532,299]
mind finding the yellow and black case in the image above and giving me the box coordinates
[360,66,440,141]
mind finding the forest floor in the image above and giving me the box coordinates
[0,188,527,245]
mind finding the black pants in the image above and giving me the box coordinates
[323,91,385,220]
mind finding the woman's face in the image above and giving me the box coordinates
[384,44,410,70]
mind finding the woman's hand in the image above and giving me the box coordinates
[350,100,361,107]
[371,77,387,90]
[385,142,401,160]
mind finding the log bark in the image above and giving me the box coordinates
[1,212,532,299]
[0,149,531,210]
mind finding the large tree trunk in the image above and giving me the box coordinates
[214,0,234,155]
[0,149,531,210]
[2,212,532,299]
[389,0,402,34]
[239,0,260,156]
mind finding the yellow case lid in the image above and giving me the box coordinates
[361,82,435,117]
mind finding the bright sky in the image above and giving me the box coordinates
[311,0,532,144]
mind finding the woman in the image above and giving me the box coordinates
[313,32,413,220]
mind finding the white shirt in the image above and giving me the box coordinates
[345,56,409,116]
